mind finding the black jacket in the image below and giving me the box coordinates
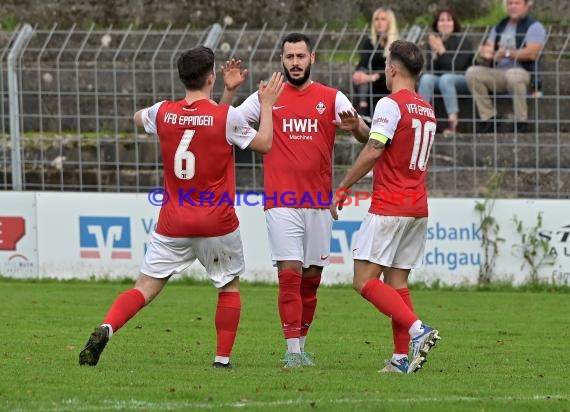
[425,34,474,74]
[354,36,390,99]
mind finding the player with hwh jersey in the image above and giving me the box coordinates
[221,32,370,368]
[331,40,441,374]
[78,46,284,369]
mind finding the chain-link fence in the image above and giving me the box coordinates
[1,23,569,196]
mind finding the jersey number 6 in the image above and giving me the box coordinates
[174,130,195,179]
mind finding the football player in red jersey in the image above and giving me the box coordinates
[221,33,369,368]
[331,40,441,374]
[79,46,284,369]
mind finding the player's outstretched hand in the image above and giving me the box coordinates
[335,109,361,132]
[221,59,248,91]
[259,72,285,107]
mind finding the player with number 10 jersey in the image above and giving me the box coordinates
[331,40,441,374]
[369,89,436,217]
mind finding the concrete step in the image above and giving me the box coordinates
[4,132,567,169]
[3,132,569,197]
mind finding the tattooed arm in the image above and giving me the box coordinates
[330,137,385,220]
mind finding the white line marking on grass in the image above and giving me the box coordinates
[29,394,570,411]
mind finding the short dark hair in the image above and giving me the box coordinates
[281,32,312,53]
[389,40,424,77]
[431,8,462,33]
[177,46,214,91]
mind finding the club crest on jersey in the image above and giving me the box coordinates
[316,101,326,115]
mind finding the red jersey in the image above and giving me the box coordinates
[237,82,354,209]
[142,98,257,237]
[369,89,436,217]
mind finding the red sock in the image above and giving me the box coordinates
[300,275,321,337]
[392,288,414,354]
[215,291,241,357]
[361,279,418,329]
[102,288,146,333]
[278,269,302,339]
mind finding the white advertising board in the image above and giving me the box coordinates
[4,192,569,285]
[487,199,570,285]
[300,197,484,285]
[0,192,38,278]
[324,198,570,285]
[35,192,160,279]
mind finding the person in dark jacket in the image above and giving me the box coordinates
[418,8,473,136]
[352,7,399,122]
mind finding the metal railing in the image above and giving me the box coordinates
[1,24,569,197]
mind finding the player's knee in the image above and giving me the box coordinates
[277,261,303,273]
[352,278,364,294]
[301,275,321,293]
[279,268,301,281]
[134,274,168,303]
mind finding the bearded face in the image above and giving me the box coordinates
[281,41,314,87]
[283,62,311,86]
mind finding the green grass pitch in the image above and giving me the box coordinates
[1,278,569,411]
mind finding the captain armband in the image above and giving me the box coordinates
[369,132,389,144]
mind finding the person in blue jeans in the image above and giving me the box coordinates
[418,8,473,136]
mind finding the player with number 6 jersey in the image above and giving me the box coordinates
[331,40,441,374]
[146,99,246,237]
[78,46,284,370]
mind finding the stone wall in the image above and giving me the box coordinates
[1,0,567,30]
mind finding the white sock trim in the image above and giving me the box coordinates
[214,356,230,365]
[408,320,423,339]
[286,338,301,353]
[101,323,113,338]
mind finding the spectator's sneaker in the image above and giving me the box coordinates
[476,118,497,134]
[79,326,110,366]
[282,351,304,369]
[300,351,315,367]
[212,361,233,369]
[409,324,440,372]
[379,357,409,374]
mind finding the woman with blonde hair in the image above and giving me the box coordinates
[352,7,399,122]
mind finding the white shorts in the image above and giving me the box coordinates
[352,213,427,269]
[265,208,333,268]
[140,228,245,288]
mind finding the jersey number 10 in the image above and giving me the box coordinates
[409,118,436,171]
[174,130,195,179]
